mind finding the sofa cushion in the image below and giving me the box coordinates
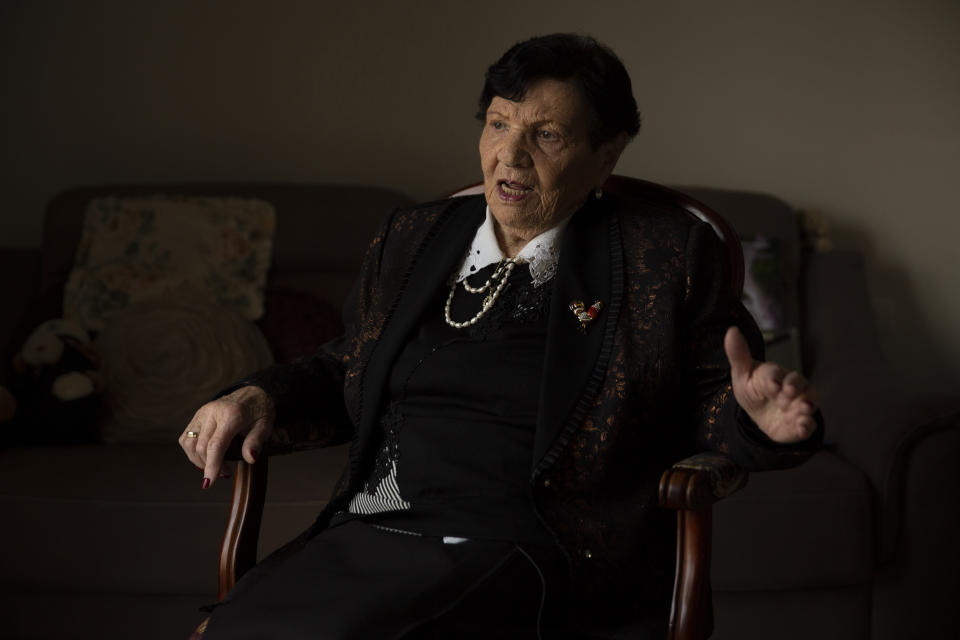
[3,451,871,596]
[0,443,349,595]
[63,195,275,331]
[258,288,343,363]
[95,297,274,443]
[0,591,211,640]
[712,450,874,590]
[42,185,415,296]
[713,585,872,640]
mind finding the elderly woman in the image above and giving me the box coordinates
[182,33,821,639]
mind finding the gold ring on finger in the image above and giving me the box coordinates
[186,431,199,438]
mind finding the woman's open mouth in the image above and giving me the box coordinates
[497,180,534,202]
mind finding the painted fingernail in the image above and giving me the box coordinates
[250,449,260,462]
[201,478,211,490]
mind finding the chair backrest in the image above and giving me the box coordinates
[448,175,745,296]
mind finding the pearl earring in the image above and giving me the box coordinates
[595,187,603,199]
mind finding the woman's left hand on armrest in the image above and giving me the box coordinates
[724,326,819,444]
[180,385,276,489]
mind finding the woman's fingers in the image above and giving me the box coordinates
[723,326,754,382]
[178,400,242,488]
[733,353,819,444]
[178,385,276,489]
[763,365,786,398]
[780,372,818,415]
[201,403,246,488]
[236,386,275,465]
[746,362,784,404]
[786,413,817,442]
[778,393,819,442]
[179,412,206,469]
[750,364,817,409]
[781,371,808,397]
[242,417,270,464]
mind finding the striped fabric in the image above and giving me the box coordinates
[347,460,411,515]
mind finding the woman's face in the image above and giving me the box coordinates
[479,78,624,238]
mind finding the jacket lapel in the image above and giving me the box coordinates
[533,197,621,471]
[356,196,486,449]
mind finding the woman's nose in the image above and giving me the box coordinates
[498,132,531,167]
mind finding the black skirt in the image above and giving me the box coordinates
[201,519,573,640]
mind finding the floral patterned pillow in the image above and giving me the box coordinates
[64,195,275,331]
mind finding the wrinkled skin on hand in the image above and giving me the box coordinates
[179,385,275,488]
[724,326,818,444]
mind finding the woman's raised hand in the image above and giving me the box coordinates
[179,385,275,489]
[724,326,818,444]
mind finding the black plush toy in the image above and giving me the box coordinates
[1,319,103,445]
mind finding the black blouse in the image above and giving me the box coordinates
[337,261,557,543]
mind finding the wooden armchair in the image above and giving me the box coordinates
[212,178,750,640]
[216,450,747,640]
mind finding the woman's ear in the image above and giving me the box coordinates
[604,132,630,167]
[596,132,630,182]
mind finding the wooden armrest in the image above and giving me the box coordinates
[218,436,341,598]
[659,453,747,640]
[659,452,748,511]
[218,458,269,599]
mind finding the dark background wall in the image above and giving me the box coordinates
[1,0,958,388]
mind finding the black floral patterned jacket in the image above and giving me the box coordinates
[242,192,821,624]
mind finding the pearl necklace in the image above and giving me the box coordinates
[444,259,518,329]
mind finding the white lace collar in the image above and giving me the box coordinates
[454,206,568,287]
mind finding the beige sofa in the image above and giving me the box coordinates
[0,183,956,639]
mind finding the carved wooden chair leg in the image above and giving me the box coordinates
[668,507,713,640]
[660,452,748,640]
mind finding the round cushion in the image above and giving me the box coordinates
[96,296,273,443]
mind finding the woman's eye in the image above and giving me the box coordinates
[490,121,506,131]
[537,130,558,141]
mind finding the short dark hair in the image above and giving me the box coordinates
[476,33,641,147]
